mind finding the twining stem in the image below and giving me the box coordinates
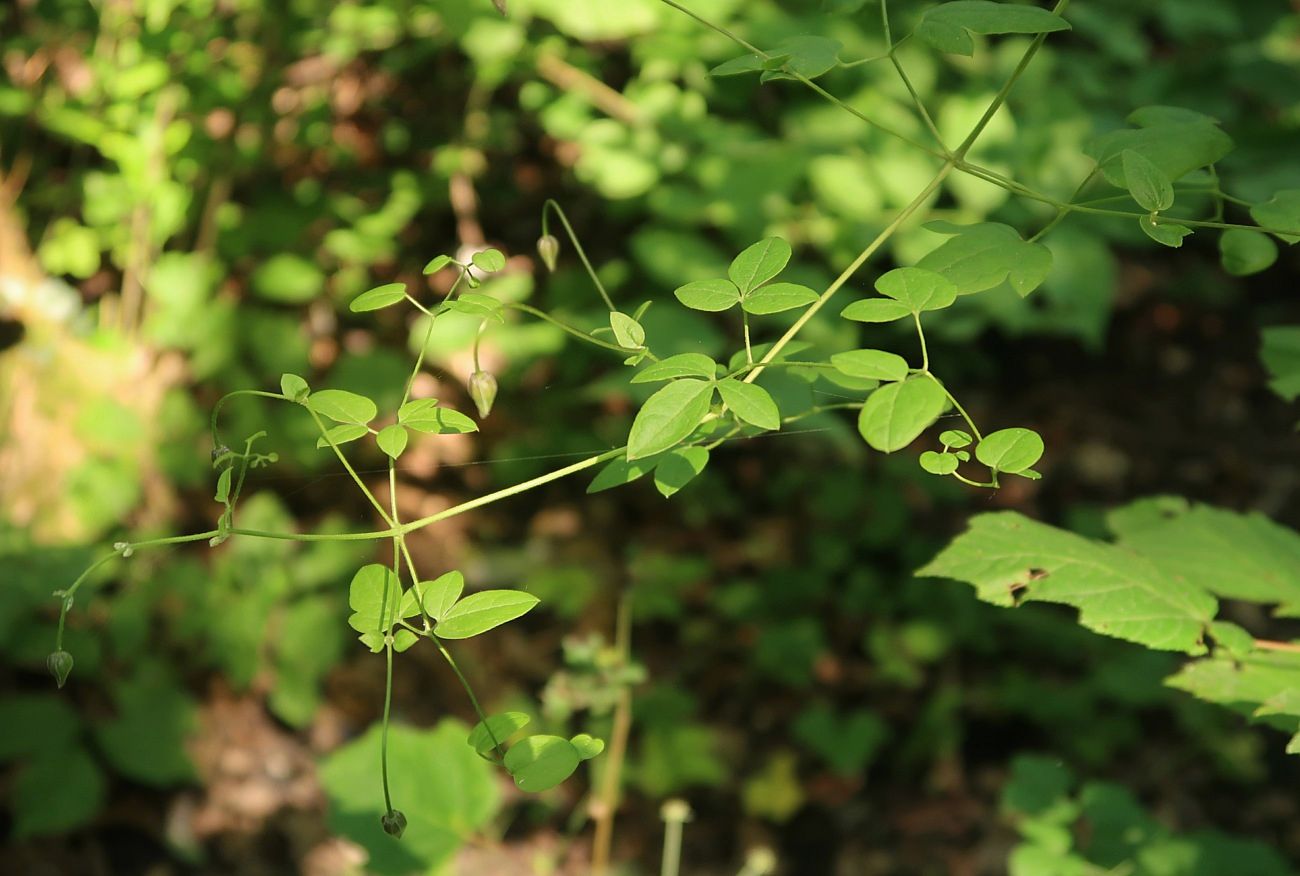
[542,199,616,311]
[743,163,955,385]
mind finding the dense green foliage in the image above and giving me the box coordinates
[2,0,1299,874]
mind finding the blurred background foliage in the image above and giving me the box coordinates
[1,0,1299,873]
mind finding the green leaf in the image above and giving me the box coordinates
[717,378,781,430]
[376,424,409,459]
[214,467,232,503]
[840,298,912,323]
[446,292,504,322]
[831,349,909,382]
[875,267,957,312]
[919,450,958,475]
[1140,215,1192,248]
[319,721,498,875]
[975,427,1044,474]
[468,712,531,757]
[674,278,741,312]
[916,1,1071,56]
[12,746,105,837]
[1261,326,1300,402]
[316,423,370,449]
[1121,149,1174,212]
[857,378,947,452]
[309,389,378,426]
[400,400,479,434]
[939,429,973,448]
[401,571,465,622]
[630,353,717,383]
[610,311,646,349]
[627,379,714,460]
[1089,119,1233,188]
[423,254,453,274]
[653,446,710,498]
[920,512,1218,653]
[435,590,541,639]
[741,282,819,315]
[1251,190,1300,243]
[350,282,407,313]
[348,564,403,644]
[471,248,506,272]
[710,53,764,77]
[251,253,324,303]
[503,735,582,792]
[570,734,606,761]
[758,36,842,82]
[587,454,663,493]
[1219,229,1278,276]
[917,221,1053,297]
[280,373,310,402]
[728,237,792,293]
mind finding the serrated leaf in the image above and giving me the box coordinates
[280,373,309,402]
[630,353,717,383]
[401,571,465,622]
[471,248,505,272]
[1121,149,1174,212]
[468,712,531,757]
[857,377,946,452]
[503,735,581,793]
[717,378,780,430]
[316,423,370,449]
[975,427,1044,474]
[610,311,646,349]
[831,349,909,382]
[376,424,409,459]
[1219,229,1277,276]
[653,446,710,497]
[674,278,741,312]
[1140,215,1192,248]
[916,1,1071,56]
[875,267,958,312]
[1251,190,1300,244]
[742,282,819,315]
[435,590,540,639]
[309,389,378,425]
[350,282,407,313]
[840,298,912,323]
[729,238,792,293]
[920,512,1217,653]
[627,379,714,460]
[917,222,1053,297]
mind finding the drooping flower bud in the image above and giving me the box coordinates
[47,650,73,688]
[536,234,560,273]
[469,370,498,419]
[381,809,407,838]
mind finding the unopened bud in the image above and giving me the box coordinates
[47,650,74,688]
[536,234,560,272]
[381,809,407,838]
[469,370,498,419]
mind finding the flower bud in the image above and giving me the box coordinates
[381,809,407,838]
[536,234,560,272]
[47,650,73,688]
[469,370,498,419]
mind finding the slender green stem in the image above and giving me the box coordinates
[743,163,955,385]
[882,0,948,153]
[542,199,615,311]
[401,447,625,532]
[913,312,929,372]
[378,462,402,816]
[54,553,118,650]
[403,269,467,410]
[1030,166,1099,243]
[507,303,644,357]
[210,389,285,448]
[306,406,394,525]
[433,638,505,758]
[742,310,753,365]
[840,34,910,67]
[921,371,982,441]
[954,0,1069,160]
